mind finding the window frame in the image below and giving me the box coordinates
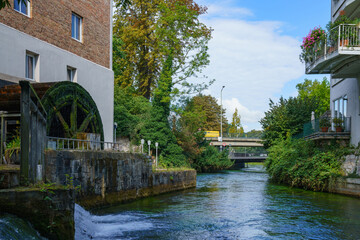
[25,54,35,80]
[71,13,83,42]
[333,95,348,118]
[67,66,77,82]
[14,0,31,17]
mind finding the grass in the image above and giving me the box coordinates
[152,166,195,173]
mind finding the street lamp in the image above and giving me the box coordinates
[155,142,159,168]
[148,140,151,156]
[114,122,118,143]
[141,139,145,153]
[220,86,225,148]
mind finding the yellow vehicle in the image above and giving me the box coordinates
[204,131,220,138]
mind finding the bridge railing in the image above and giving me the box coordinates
[222,133,264,139]
[229,152,268,158]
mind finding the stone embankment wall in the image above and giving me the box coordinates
[45,150,196,209]
[330,154,360,197]
[0,188,74,240]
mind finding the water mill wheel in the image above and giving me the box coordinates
[41,82,104,141]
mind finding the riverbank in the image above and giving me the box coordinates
[264,137,360,198]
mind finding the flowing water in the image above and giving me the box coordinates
[75,164,360,239]
[2,164,360,239]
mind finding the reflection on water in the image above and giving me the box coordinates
[75,164,360,239]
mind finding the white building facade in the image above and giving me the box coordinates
[306,0,360,146]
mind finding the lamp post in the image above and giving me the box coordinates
[220,86,225,151]
[114,122,118,143]
[155,142,159,168]
[148,140,151,156]
[141,139,145,153]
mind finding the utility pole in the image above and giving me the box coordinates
[220,86,225,151]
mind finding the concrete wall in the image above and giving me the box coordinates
[0,23,114,142]
[330,77,360,145]
[45,150,197,209]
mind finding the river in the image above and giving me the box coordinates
[75,164,360,239]
[2,164,360,239]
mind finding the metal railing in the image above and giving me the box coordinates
[222,133,264,139]
[306,24,360,70]
[47,136,122,151]
[229,152,268,158]
[293,117,351,139]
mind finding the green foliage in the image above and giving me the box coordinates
[266,137,348,191]
[113,0,212,99]
[181,94,227,132]
[261,78,330,148]
[245,129,263,138]
[228,108,243,134]
[112,36,126,79]
[5,135,20,161]
[319,117,331,128]
[260,96,318,148]
[192,145,233,173]
[114,86,151,141]
[333,117,344,128]
[296,78,330,116]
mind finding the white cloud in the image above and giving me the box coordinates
[222,98,263,132]
[195,4,304,130]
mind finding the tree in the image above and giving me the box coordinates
[113,0,212,99]
[260,96,318,148]
[113,86,151,141]
[228,108,244,135]
[245,129,263,138]
[181,95,227,132]
[296,77,330,116]
[140,55,186,167]
[0,0,26,10]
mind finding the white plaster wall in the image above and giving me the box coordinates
[330,77,360,146]
[0,23,114,143]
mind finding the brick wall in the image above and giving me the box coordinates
[0,0,111,69]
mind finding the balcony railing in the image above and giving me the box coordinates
[293,117,351,140]
[305,24,360,74]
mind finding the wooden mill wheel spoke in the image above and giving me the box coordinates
[41,81,104,142]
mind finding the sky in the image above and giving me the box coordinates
[193,0,331,132]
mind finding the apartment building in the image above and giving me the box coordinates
[0,0,114,142]
[305,0,360,146]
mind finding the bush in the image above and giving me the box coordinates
[191,145,233,173]
[266,137,348,191]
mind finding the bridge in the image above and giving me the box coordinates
[228,152,268,169]
[205,137,264,147]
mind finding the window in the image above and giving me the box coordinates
[14,0,30,16]
[25,54,34,80]
[333,96,348,118]
[67,66,76,82]
[71,13,82,41]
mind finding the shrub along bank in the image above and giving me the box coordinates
[266,137,349,191]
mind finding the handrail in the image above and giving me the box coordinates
[306,24,360,71]
[47,136,123,152]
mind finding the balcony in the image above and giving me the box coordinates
[294,117,351,142]
[305,24,360,78]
